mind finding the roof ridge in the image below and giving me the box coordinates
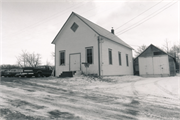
[134,44,175,60]
[73,12,133,49]
[73,12,113,36]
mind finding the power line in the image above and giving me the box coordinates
[3,0,90,39]
[3,1,94,45]
[115,0,164,30]
[91,0,177,48]
[101,0,177,39]
[92,0,172,40]
[116,1,177,35]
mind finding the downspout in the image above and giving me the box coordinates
[55,44,56,76]
[98,36,101,76]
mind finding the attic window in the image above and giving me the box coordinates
[71,22,78,32]
[154,52,162,55]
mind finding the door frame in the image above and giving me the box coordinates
[69,53,81,71]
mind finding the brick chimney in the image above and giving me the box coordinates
[111,27,114,34]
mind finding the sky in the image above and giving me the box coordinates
[1,0,179,65]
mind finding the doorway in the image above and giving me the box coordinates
[69,53,81,71]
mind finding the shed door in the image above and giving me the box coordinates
[139,57,154,75]
[70,54,81,71]
[153,56,169,75]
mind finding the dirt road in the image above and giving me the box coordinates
[0,75,180,120]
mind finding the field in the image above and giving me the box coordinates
[0,75,180,120]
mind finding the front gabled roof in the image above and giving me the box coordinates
[51,12,133,49]
[134,44,175,60]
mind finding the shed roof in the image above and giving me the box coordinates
[52,12,133,49]
[134,44,176,60]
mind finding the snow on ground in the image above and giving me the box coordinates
[0,75,180,120]
[157,76,180,97]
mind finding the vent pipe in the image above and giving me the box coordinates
[111,27,114,34]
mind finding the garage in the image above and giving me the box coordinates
[134,44,176,77]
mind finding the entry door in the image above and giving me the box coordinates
[70,54,81,71]
[139,57,154,75]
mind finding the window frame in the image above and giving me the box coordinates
[118,52,122,66]
[126,54,129,67]
[85,47,93,64]
[109,49,112,65]
[71,22,79,32]
[153,51,162,55]
[59,50,65,66]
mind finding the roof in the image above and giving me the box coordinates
[134,44,176,60]
[52,12,133,49]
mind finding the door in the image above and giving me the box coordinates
[153,56,169,75]
[70,53,81,71]
[139,57,154,75]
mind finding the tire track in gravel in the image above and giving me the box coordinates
[130,80,150,100]
[1,85,139,120]
[131,80,179,104]
[0,79,140,119]
[131,80,180,120]
[154,80,179,100]
[2,78,180,120]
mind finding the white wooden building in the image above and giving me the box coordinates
[134,44,176,77]
[52,12,133,77]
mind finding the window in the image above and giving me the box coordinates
[109,49,112,65]
[126,54,129,66]
[71,22,78,32]
[86,47,93,64]
[153,51,162,55]
[59,51,65,65]
[118,52,121,65]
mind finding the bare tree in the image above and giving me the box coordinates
[51,52,55,58]
[135,44,147,57]
[46,60,52,66]
[16,50,41,67]
[162,39,170,53]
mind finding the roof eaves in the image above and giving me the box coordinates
[101,35,134,50]
[73,12,100,36]
[134,44,176,60]
[151,44,176,58]
[134,44,152,60]
[51,12,74,44]
[74,12,133,50]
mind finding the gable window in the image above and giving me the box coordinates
[153,51,162,55]
[71,22,79,32]
[86,47,93,64]
[59,51,65,65]
[126,54,129,66]
[109,49,112,65]
[118,52,121,65]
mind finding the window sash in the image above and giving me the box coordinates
[118,52,121,65]
[126,54,129,66]
[109,49,112,65]
[86,47,93,64]
[60,51,65,65]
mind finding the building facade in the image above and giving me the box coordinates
[52,12,133,77]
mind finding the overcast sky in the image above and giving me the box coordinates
[1,0,179,65]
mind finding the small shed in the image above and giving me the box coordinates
[134,44,176,77]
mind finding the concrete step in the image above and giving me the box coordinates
[74,70,82,76]
[59,71,76,78]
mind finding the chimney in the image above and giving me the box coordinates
[111,27,114,34]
